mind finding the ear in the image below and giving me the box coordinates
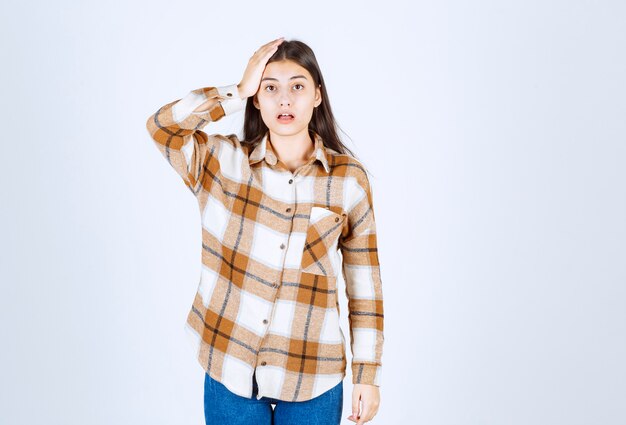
[314,84,322,108]
[253,95,260,110]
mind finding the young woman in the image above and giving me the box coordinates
[146,38,384,425]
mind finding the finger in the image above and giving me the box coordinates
[363,405,381,424]
[352,393,361,420]
[357,407,370,425]
[367,403,380,421]
[256,38,284,56]
[251,44,280,62]
[261,39,283,57]
[257,38,280,52]
[264,37,284,47]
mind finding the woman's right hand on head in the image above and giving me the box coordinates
[237,37,285,99]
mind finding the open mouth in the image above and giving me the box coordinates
[277,113,295,123]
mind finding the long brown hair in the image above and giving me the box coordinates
[242,39,358,160]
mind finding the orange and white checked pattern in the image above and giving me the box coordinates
[145,83,384,402]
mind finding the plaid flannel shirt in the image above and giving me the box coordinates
[145,83,384,402]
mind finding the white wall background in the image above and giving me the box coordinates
[1,0,625,424]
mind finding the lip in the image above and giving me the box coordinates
[276,112,295,124]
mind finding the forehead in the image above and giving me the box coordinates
[262,60,312,81]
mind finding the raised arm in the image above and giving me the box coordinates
[339,166,385,387]
[145,84,246,193]
[145,38,285,193]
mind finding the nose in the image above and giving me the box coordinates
[279,91,292,107]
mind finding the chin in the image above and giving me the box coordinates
[266,124,307,137]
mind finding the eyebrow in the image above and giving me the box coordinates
[261,75,308,82]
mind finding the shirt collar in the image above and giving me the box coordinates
[248,131,331,174]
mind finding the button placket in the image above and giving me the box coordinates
[279,173,295,255]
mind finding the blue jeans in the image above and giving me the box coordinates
[204,372,343,425]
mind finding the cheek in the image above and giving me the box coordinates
[256,99,271,116]
[300,101,316,117]
[302,95,317,110]
[260,107,275,123]
[256,101,278,127]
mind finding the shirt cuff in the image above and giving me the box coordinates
[216,83,247,115]
[352,363,382,386]
[173,89,211,121]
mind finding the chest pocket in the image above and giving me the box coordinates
[300,206,346,276]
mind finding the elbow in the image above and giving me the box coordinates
[145,112,158,139]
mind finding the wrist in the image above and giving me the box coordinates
[237,83,245,98]
[237,84,253,99]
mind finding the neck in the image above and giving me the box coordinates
[268,128,315,164]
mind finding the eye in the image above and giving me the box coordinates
[293,83,304,90]
[264,85,276,92]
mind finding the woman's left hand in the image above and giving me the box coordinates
[347,383,380,424]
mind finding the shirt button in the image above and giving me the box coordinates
[280,243,285,249]
[288,179,293,184]
[261,361,267,366]
[226,92,232,97]
[263,319,268,324]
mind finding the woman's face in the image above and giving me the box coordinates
[253,59,322,139]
